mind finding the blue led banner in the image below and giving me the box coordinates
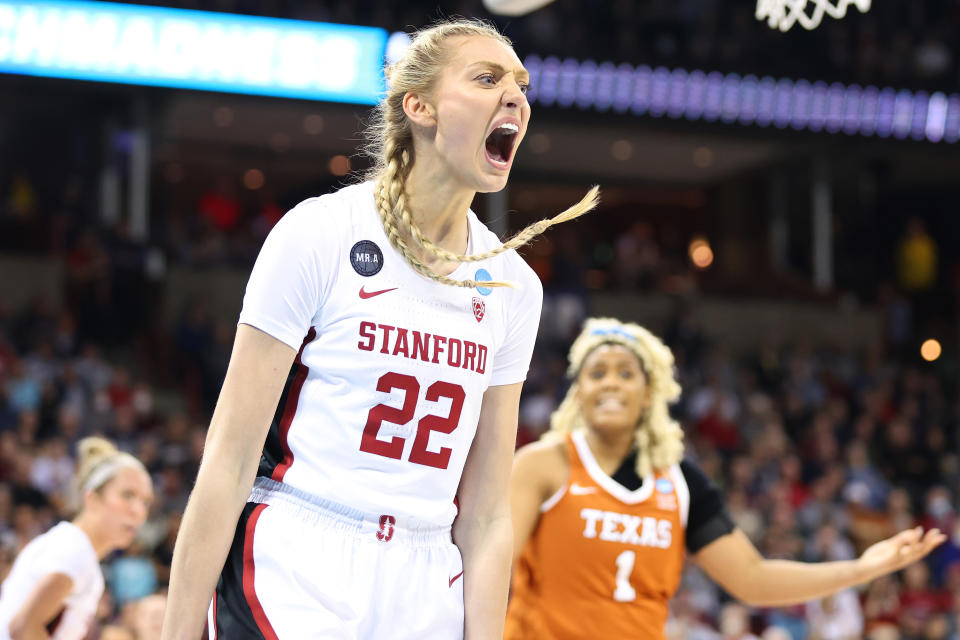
[0,1,387,104]
[524,55,960,144]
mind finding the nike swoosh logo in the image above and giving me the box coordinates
[449,571,464,587]
[359,286,398,299]
[569,483,597,495]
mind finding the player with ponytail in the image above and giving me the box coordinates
[0,437,153,640]
[163,18,599,640]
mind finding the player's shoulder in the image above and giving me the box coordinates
[274,181,375,241]
[30,522,98,569]
[514,435,568,484]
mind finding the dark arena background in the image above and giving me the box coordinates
[2,1,960,638]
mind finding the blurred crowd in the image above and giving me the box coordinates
[1,246,959,638]
[116,0,960,91]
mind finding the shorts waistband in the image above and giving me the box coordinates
[249,476,453,546]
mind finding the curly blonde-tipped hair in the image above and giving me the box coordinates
[546,317,685,478]
[362,18,599,289]
[71,436,147,512]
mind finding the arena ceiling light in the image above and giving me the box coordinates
[524,55,960,144]
[0,0,387,104]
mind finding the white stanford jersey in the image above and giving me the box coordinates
[0,522,103,640]
[238,181,543,527]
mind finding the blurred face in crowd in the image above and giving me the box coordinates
[133,594,167,640]
[576,344,651,436]
[86,466,153,551]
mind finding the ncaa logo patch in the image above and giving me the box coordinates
[350,240,384,276]
[472,297,485,323]
[656,478,674,494]
[474,268,493,295]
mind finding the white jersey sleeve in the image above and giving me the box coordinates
[0,522,103,640]
[238,200,338,350]
[488,261,543,387]
[34,537,93,587]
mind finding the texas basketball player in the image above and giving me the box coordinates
[505,317,945,639]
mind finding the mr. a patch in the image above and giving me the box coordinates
[350,240,384,276]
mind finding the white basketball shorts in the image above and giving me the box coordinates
[208,477,465,639]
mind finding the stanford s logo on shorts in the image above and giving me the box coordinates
[377,514,396,542]
[472,297,485,323]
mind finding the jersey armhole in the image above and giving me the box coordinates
[540,485,567,513]
[535,435,573,513]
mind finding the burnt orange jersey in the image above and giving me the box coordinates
[505,431,690,640]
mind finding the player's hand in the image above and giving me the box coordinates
[856,526,946,580]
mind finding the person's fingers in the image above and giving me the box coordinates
[891,527,922,546]
[895,529,946,566]
[920,528,947,552]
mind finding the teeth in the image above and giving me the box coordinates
[496,122,519,134]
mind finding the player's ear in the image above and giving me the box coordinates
[403,91,437,127]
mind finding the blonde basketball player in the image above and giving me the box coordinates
[506,317,945,639]
[0,437,153,640]
[161,19,598,640]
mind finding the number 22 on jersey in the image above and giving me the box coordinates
[359,371,465,469]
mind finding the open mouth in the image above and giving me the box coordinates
[596,398,626,411]
[484,122,519,168]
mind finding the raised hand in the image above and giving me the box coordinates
[857,526,947,580]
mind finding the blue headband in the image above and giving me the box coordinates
[589,327,635,341]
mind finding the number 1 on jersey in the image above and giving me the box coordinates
[613,550,637,602]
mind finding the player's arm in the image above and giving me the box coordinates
[510,440,567,562]
[454,381,523,640]
[161,324,296,640]
[693,526,946,607]
[8,573,73,640]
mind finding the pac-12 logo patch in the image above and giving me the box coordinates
[656,477,674,494]
[472,297,485,323]
[474,268,493,295]
[350,240,384,276]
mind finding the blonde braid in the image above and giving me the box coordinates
[374,174,478,288]
[373,138,500,288]
[400,186,600,265]
[544,318,685,478]
[363,18,602,288]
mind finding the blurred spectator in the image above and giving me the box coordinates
[107,542,159,606]
[844,439,890,512]
[806,590,864,640]
[897,218,938,294]
[130,593,166,640]
[100,624,136,640]
[899,563,950,633]
[718,603,760,640]
[197,177,241,233]
[5,171,37,219]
